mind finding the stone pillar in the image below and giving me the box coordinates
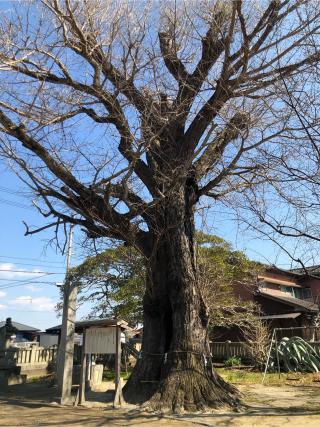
[0,318,18,367]
[59,282,78,405]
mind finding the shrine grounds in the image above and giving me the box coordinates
[1,371,320,426]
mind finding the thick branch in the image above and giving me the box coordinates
[194,112,249,179]
[158,32,189,83]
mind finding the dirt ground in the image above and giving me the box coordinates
[0,380,320,426]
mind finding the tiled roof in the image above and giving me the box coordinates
[46,318,129,333]
[257,290,319,312]
[291,265,320,277]
[0,320,40,332]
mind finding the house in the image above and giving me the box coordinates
[0,318,40,346]
[213,266,320,341]
[241,266,320,339]
[254,266,320,329]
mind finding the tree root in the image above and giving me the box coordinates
[124,365,241,414]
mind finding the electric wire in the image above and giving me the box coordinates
[0,278,59,283]
[0,197,34,210]
[0,255,65,264]
[0,273,59,290]
[0,260,65,270]
[0,185,30,195]
[0,269,59,274]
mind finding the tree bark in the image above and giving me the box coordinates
[124,184,239,412]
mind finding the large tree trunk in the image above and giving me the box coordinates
[124,184,239,412]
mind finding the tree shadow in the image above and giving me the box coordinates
[0,380,61,408]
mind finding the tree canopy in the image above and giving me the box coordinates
[0,1,319,253]
[69,232,260,328]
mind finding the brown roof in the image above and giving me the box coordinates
[257,290,319,313]
[46,318,129,334]
[291,265,320,277]
[260,313,301,320]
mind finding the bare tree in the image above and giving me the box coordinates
[237,65,320,269]
[242,318,270,369]
[1,0,320,411]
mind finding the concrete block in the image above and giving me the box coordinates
[7,373,27,385]
[90,364,103,387]
[0,369,26,386]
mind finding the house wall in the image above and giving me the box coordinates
[213,267,320,342]
[260,282,284,297]
[260,271,298,286]
[306,277,320,303]
[232,282,256,301]
[39,334,59,348]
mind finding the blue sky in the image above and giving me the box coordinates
[0,0,307,331]
[0,165,91,330]
[0,159,295,331]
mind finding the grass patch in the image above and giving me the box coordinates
[217,368,320,386]
[27,375,53,383]
[103,368,132,382]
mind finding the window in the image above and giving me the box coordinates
[303,288,312,299]
[280,286,310,300]
[293,288,303,299]
[281,286,294,296]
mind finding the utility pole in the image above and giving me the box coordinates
[57,224,78,405]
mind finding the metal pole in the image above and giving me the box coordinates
[274,329,281,379]
[78,329,87,405]
[113,325,124,407]
[262,329,275,384]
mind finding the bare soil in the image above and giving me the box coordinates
[0,380,320,426]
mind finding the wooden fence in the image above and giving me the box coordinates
[210,342,250,361]
[210,341,320,362]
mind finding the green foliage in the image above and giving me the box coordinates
[196,231,262,329]
[224,356,242,367]
[68,233,261,328]
[103,368,132,381]
[68,246,144,326]
[271,336,320,373]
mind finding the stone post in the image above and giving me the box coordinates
[0,318,18,367]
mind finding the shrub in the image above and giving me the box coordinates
[224,356,241,367]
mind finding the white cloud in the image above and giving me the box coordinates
[0,304,6,310]
[0,263,44,280]
[0,291,6,298]
[9,296,32,305]
[24,285,41,292]
[9,295,55,312]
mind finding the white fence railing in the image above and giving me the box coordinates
[1,346,57,365]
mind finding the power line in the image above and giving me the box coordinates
[0,255,65,264]
[0,272,58,286]
[0,277,59,283]
[0,260,65,270]
[1,309,56,313]
[0,281,58,289]
[0,281,58,290]
[0,197,34,210]
[0,273,58,290]
[0,269,59,274]
[0,185,29,196]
